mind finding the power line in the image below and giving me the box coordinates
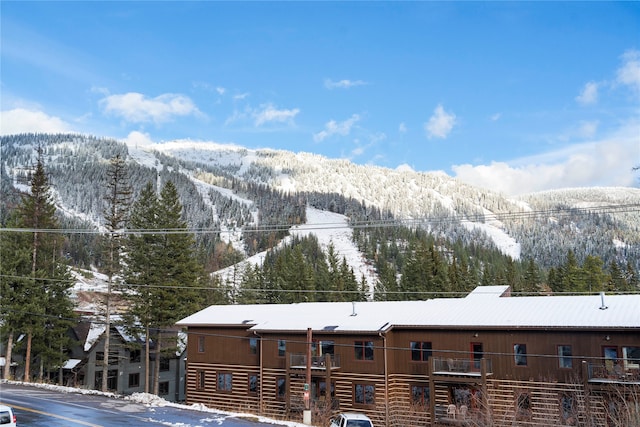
[0,203,638,235]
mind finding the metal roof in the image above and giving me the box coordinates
[176,286,640,332]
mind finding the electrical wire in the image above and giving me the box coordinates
[0,203,638,235]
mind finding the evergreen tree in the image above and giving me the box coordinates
[0,149,75,382]
[101,154,132,392]
[522,258,541,294]
[582,255,606,293]
[606,260,628,292]
[123,180,206,395]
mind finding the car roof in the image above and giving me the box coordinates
[0,405,13,411]
[341,412,372,420]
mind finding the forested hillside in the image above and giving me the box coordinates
[1,133,639,299]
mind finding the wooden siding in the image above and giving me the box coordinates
[182,324,639,426]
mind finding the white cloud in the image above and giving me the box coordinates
[233,92,250,100]
[216,87,226,95]
[313,114,361,142]
[616,49,640,93]
[0,108,72,135]
[490,113,502,121]
[100,92,201,124]
[576,81,599,105]
[425,104,456,139]
[452,119,640,196]
[324,79,367,90]
[253,104,300,126]
[398,122,407,133]
[123,130,154,147]
[396,163,415,173]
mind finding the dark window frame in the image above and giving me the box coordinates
[558,345,573,369]
[411,384,430,407]
[196,370,206,390]
[354,340,374,361]
[354,382,375,406]
[410,341,432,362]
[276,377,286,400]
[248,374,259,395]
[514,343,528,366]
[217,372,233,392]
[278,340,286,357]
[128,372,140,388]
[198,336,205,353]
[158,381,169,395]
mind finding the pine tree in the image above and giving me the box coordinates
[1,149,75,382]
[583,255,606,293]
[123,180,205,395]
[101,154,132,392]
[522,258,541,294]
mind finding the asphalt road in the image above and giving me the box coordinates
[0,382,296,427]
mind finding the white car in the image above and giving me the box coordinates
[329,412,373,427]
[0,405,17,427]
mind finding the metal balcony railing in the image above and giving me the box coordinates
[588,363,640,383]
[289,353,340,369]
[433,357,492,375]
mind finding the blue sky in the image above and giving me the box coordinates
[1,1,639,195]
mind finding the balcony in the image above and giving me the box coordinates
[587,363,640,384]
[289,353,340,370]
[432,357,492,377]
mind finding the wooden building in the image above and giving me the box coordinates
[176,286,640,426]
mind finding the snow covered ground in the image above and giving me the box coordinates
[214,206,379,297]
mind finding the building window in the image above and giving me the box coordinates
[278,340,286,357]
[354,383,375,405]
[198,336,205,353]
[471,342,483,370]
[410,341,432,362]
[128,373,140,388]
[514,344,527,366]
[95,351,118,366]
[248,374,258,394]
[558,345,572,368]
[249,337,258,355]
[276,377,286,400]
[623,346,640,370]
[411,384,430,406]
[217,372,232,392]
[516,391,532,421]
[196,370,205,390]
[95,369,118,390]
[159,357,170,372]
[560,393,577,425]
[355,341,374,361]
[312,340,335,356]
[158,381,169,395]
[129,349,141,363]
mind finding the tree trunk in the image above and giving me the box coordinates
[153,336,161,396]
[102,274,112,392]
[145,324,150,394]
[3,332,13,379]
[24,331,32,382]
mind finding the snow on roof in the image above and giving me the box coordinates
[63,358,82,369]
[177,286,640,331]
[84,323,106,351]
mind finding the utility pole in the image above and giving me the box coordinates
[303,327,312,425]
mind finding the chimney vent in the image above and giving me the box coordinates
[350,301,357,316]
[599,292,608,310]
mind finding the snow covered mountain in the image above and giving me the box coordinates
[2,133,639,277]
